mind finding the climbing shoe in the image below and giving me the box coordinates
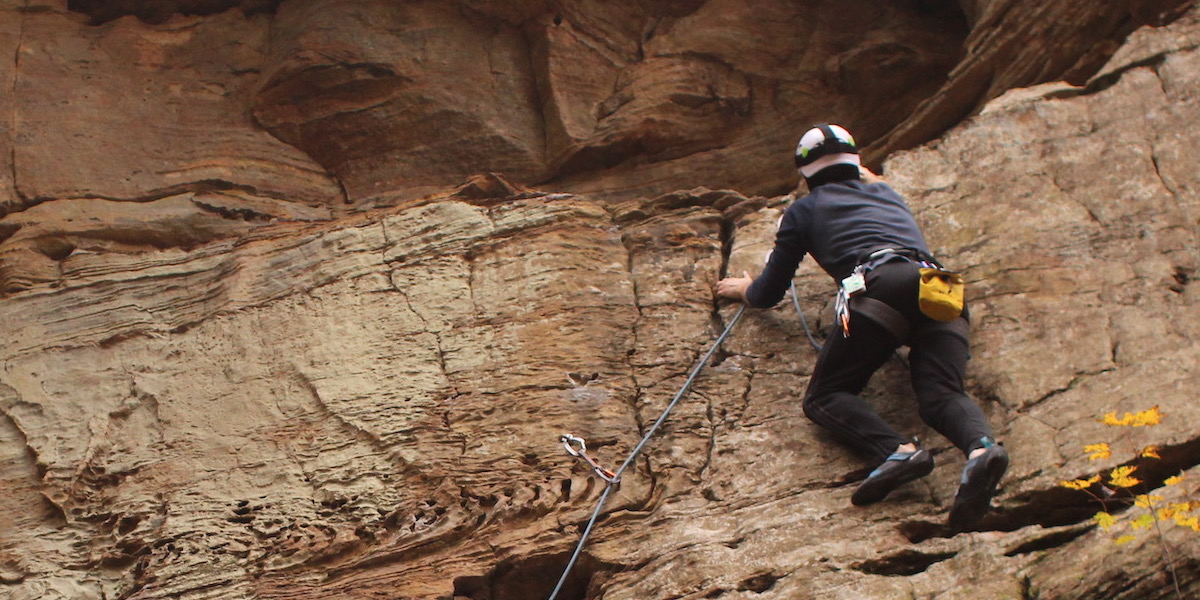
[949,438,1009,531]
[851,447,935,506]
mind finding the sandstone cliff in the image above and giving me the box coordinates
[1,1,1198,599]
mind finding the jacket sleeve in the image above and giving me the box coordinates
[744,206,808,308]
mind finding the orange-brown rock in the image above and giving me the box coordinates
[9,6,341,210]
[864,0,1195,164]
[2,2,1199,600]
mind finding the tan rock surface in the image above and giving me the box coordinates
[0,0,19,211]
[2,2,1200,600]
[10,6,341,209]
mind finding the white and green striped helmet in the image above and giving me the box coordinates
[794,124,859,178]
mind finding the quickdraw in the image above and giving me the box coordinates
[560,434,619,483]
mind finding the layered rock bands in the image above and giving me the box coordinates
[1,1,1199,600]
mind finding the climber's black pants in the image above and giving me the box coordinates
[801,261,994,463]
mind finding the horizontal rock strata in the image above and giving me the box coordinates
[1,2,1199,600]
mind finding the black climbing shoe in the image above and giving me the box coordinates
[851,448,935,506]
[949,438,1009,531]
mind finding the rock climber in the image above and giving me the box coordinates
[715,124,1008,530]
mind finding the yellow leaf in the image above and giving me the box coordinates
[1133,406,1163,426]
[1094,511,1118,530]
[1131,513,1156,530]
[1159,503,1193,521]
[1140,446,1160,459]
[1101,406,1164,427]
[1171,506,1200,530]
[1060,475,1102,490]
[1101,411,1127,426]
[1134,494,1162,509]
[1109,465,1140,488]
[1114,535,1137,545]
[1164,474,1184,486]
[1084,443,1112,460]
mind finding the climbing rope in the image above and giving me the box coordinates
[789,281,823,351]
[548,304,747,600]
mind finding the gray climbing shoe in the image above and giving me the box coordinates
[949,438,1009,531]
[852,448,935,506]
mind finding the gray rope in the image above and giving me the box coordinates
[789,281,823,351]
[546,304,747,600]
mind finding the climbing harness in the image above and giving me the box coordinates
[832,247,962,341]
[546,304,747,600]
[835,247,902,339]
[559,434,618,484]
[853,247,965,324]
[789,266,914,366]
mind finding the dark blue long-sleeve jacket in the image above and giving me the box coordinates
[744,179,930,308]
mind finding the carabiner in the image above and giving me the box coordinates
[561,433,586,457]
[835,288,851,338]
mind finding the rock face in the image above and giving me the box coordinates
[2,2,1200,600]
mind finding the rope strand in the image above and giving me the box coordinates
[790,281,823,351]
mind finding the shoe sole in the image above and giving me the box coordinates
[851,455,935,506]
[949,450,1009,531]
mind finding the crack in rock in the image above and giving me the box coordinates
[853,548,957,577]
